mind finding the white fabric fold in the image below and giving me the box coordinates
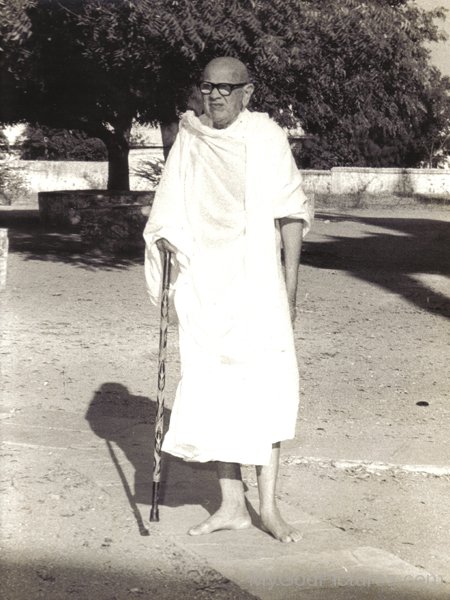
[143,109,313,465]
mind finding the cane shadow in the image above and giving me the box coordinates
[85,383,260,536]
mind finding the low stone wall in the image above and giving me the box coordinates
[300,169,332,196]
[80,204,151,254]
[0,228,8,290]
[3,148,163,205]
[24,160,109,194]
[38,190,155,231]
[301,167,450,199]
[3,154,449,207]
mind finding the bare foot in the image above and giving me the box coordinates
[260,506,302,543]
[188,506,251,536]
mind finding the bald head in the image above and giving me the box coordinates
[202,57,250,84]
[201,57,254,129]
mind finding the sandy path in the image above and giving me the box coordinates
[1,206,449,595]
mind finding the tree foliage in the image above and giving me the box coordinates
[1,0,449,190]
[0,0,33,50]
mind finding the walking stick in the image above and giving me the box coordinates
[150,249,172,522]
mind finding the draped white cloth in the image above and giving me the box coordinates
[144,109,313,465]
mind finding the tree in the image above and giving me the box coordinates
[2,1,153,189]
[1,0,449,189]
[413,69,450,168]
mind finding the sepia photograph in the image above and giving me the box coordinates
[1,1,449,598]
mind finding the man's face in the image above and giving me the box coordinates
[202,62,254,129]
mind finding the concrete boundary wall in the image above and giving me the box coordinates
[2,149,163,205]
[2,154,449,205]
[300,167,450,198]
[300,169,332,196]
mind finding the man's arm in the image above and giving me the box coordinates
[279,217,304,323]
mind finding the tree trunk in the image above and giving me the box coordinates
[106,132,130,191]
[160,87,203,159]
[160,121,179,160]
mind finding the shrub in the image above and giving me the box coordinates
[21,125,107,161]
[0,158,29,205]
[133,157,165,189]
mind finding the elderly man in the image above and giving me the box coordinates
[144,57,312,542]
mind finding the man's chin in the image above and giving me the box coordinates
[210,109,225,119]
[211,118,230,129]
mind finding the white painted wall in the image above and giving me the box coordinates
[3,153,449,206]
[312,167,450,198]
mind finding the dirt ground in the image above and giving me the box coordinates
[1,204,449,598]
[279,207,450,582]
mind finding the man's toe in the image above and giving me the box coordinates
[289,530,302,542]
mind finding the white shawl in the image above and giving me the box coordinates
[144,109,312,361]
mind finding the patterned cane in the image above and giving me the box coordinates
[150,249,172,522]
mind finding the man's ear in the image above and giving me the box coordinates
[242,83,255,109]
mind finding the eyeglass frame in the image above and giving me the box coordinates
[199,81,250,97]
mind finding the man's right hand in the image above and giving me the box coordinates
[156,238,177,254]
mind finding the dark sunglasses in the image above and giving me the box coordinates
[199,81,248,97]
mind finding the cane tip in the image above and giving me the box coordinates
[149,509,160,522]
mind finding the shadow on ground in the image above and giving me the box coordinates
[0,556,241,600]
[3,208,449,316]
[3,208,450,317]
[85,382,260,537]
[304,213,450,319]
[2,556,446,600]
[0,209,144,270]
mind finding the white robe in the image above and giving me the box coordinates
[144,110,313,465]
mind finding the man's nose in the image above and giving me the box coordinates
[209,86,222,99]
